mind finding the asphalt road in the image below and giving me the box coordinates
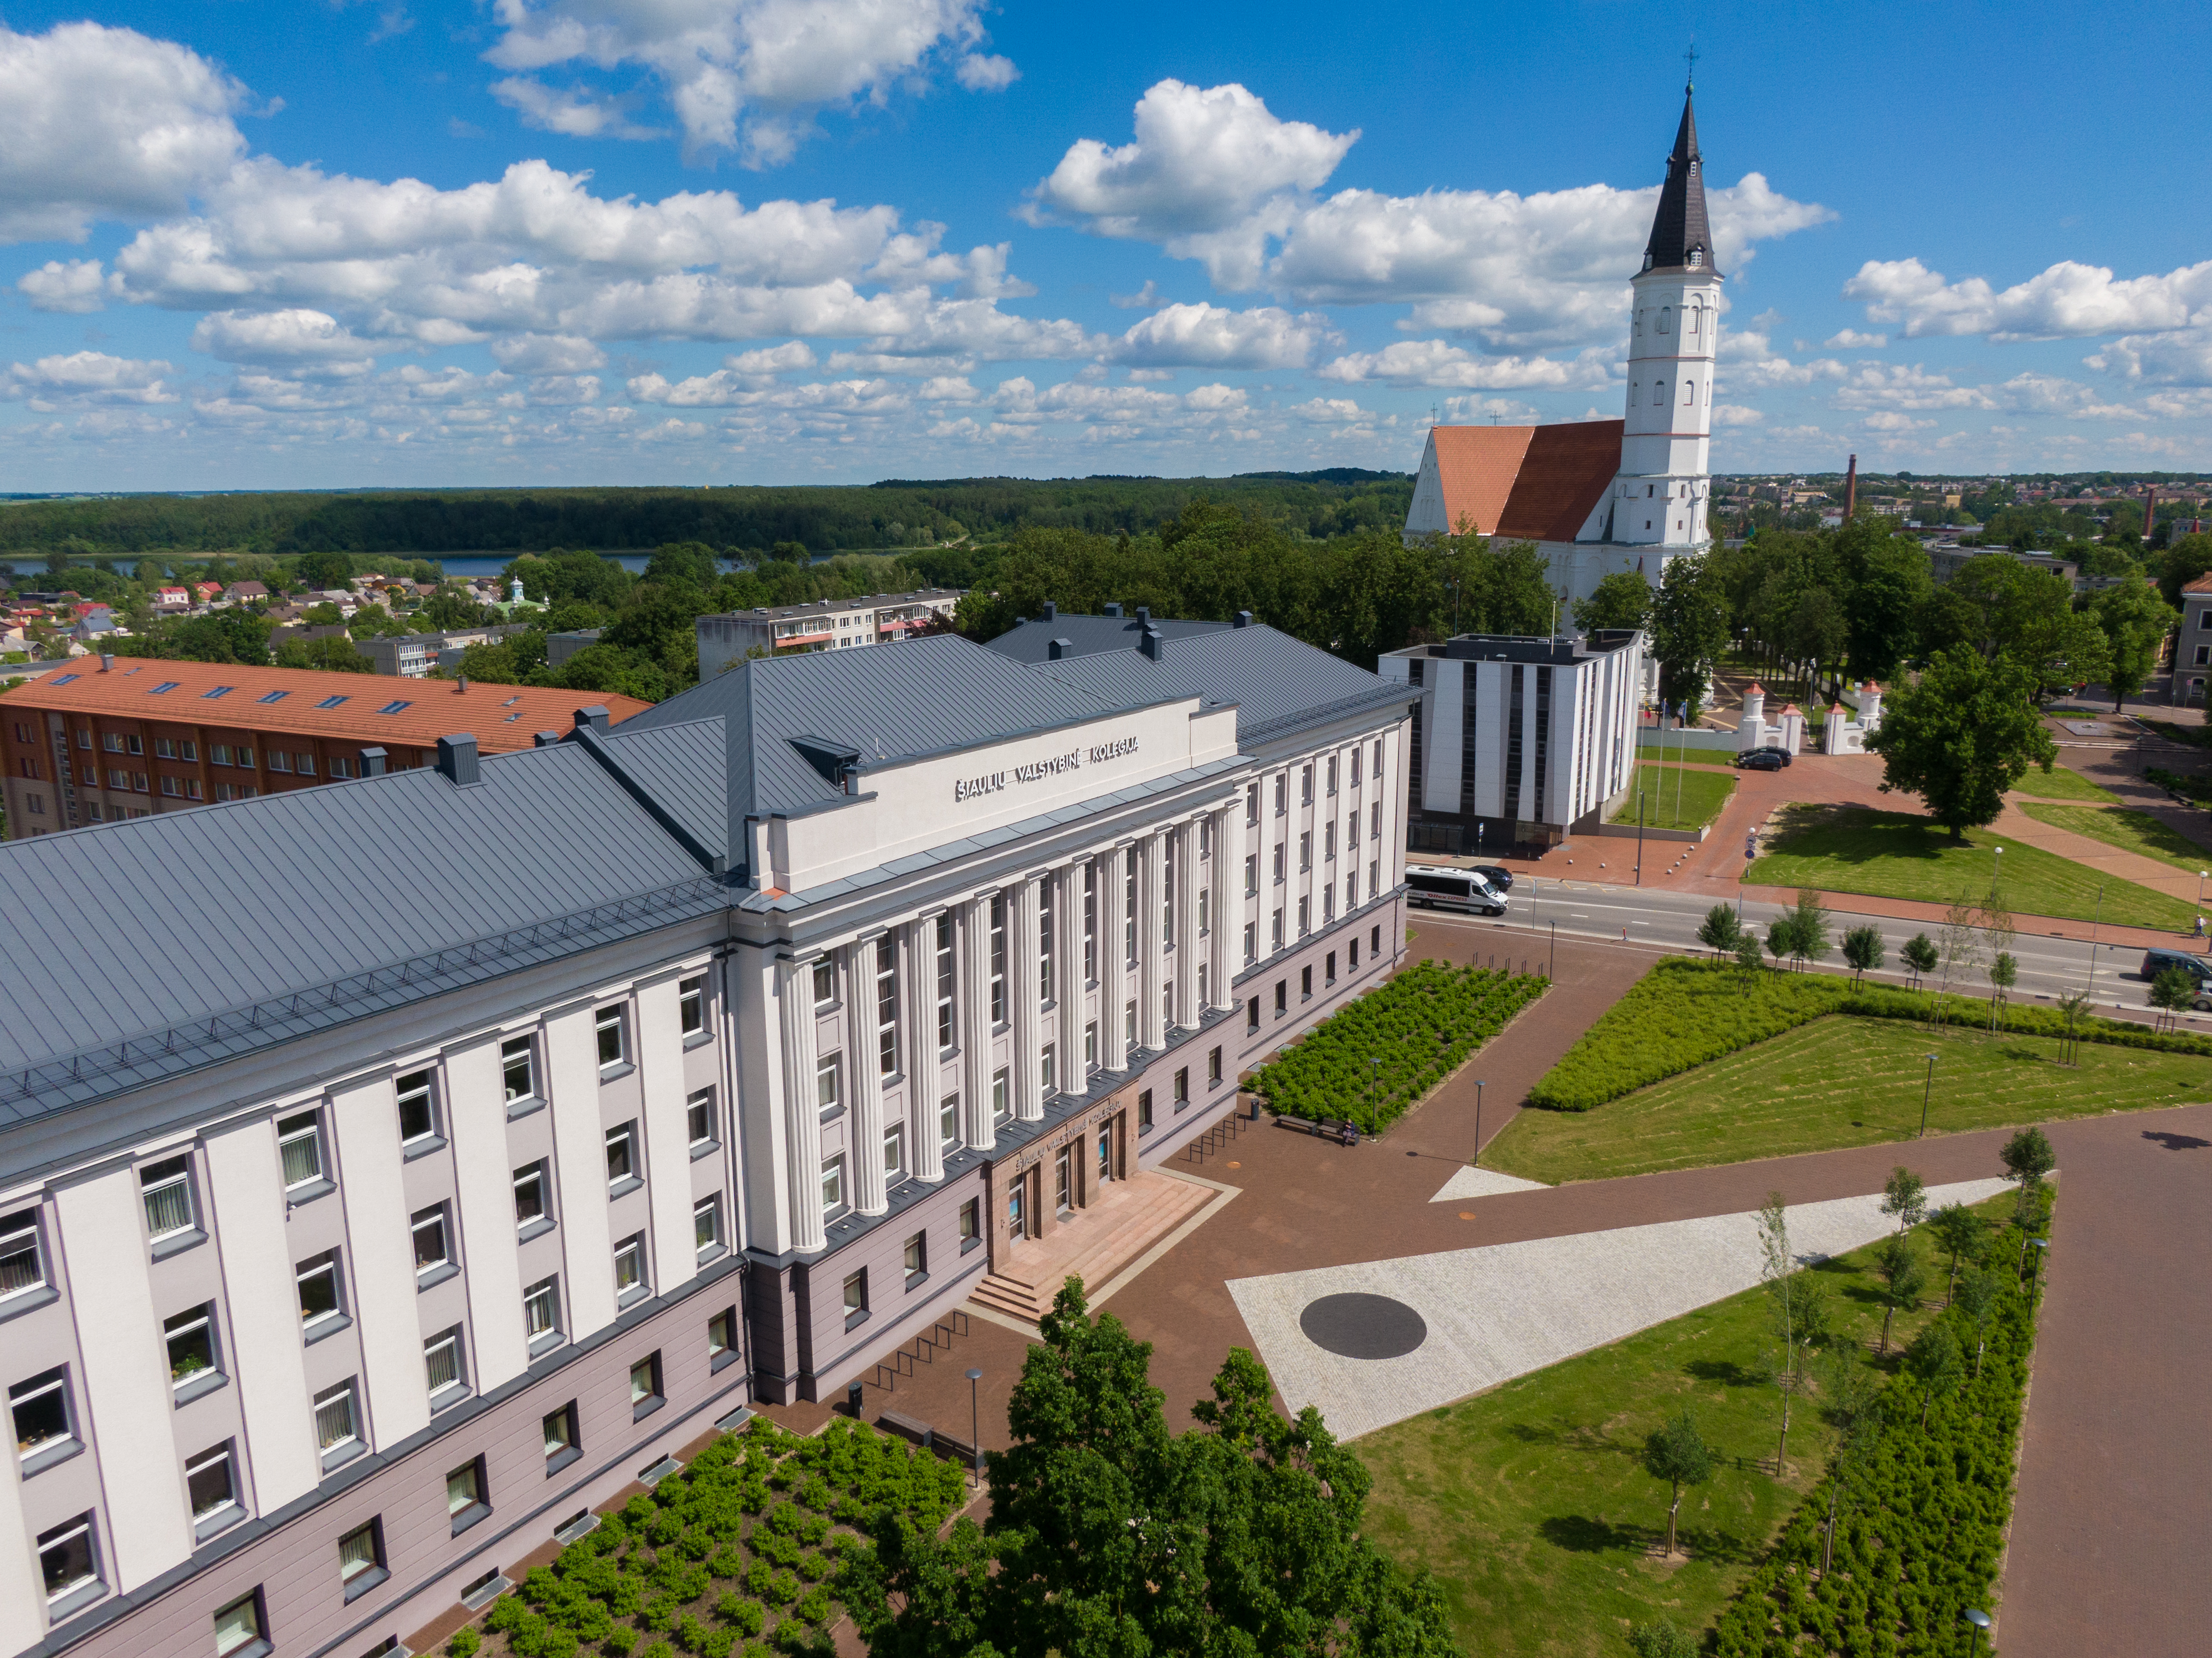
[1417,878,2199,1022]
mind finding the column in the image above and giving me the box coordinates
[1173,819,1201,1025]
[1138,830,1166,1050]
[1211,805,1239,1008]
[544,1000,617,1338]
[1052,863,1081,1073]
[960,894,996,1150]
[904,914,944,1181]
[1010,875,1042,1120]
[442,1033,528,1390]
[778,956,827,1253]
[847,935,888,1216]
[329,1071,430,1447]
[1100,846,1129,1073]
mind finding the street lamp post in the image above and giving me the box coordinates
[2026,1236,2049,1292]
[1473,1080,1486,1166]
[2087,881,2106,1005]
[1635,790,1646,886]
[1548,918,1556,979]
[1991,843,2002,900]
[1918,1053,1937,1137]
[1963,1609,1991,1655]
[965,1368,983,1490]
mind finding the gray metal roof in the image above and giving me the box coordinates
[597,717,729,855]
[989,613,1231,663]
[0,741,715,1117]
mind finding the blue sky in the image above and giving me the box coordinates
[1,0,2206,489]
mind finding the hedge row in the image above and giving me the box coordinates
[1709,1192,2050,1657]
[1247,959,1547,1133]
[1528,957,2212,1112]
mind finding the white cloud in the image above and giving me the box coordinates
[1831,364,1995,412]
[1124,367,1174,382]
[526,373,601,404]
[1290,395,1374,424]
[2086,327,2212,387]
[1860,412,1934,432]
[2,351,180,407]
[490,332,608,373]
[0,22,250,243]
[191,309,379,372]
[1113,302,1335,370]
[490,76,664,141]
[1711,403,1764,426]
[485,0,1010,165]
[1996,372,2137,420]
[1844,255,2212,341]
[1823,328,1886,349]
[1439,394,1535,423]
[1717,330,1847,390]
[1315,339,1613,390]
[17,259,114,314]
[1110,280,1165,310]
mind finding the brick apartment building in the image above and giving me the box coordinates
[1,657,649,838]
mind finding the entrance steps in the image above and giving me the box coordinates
[970,1170,1212,1323]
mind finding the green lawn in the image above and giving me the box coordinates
[2007,764,2120,804]
[1609,763,1737,831]
[2019,800,2212,877]
[1745,804,2194,929]
[1487,1013,2212,1185]
[1362,1194,2011,1658]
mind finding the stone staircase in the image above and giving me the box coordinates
[970,1170,1213,1323]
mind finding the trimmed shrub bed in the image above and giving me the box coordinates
[462,1419,967,1658]
[1709,1190,2050,1657]
[1246,959,1546,1133]
[1528,956,2212,1113]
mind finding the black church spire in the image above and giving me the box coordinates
[1640,85,1718,277]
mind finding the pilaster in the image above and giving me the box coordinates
[779,955,827,1253]
[904,914,944,1181]
[846,937,888,1216]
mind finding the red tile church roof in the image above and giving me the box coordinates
[1426,421,1624,543]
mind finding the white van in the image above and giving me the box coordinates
[1405,863,1508,916]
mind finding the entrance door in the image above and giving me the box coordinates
[1007,1179,1026,1242]
[1096,1121,1114,1188]
[1054,1145,1073,1216]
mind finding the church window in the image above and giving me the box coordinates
[1657,306,1671,334]
[1654,381,1666,405]
[1686,305,1700,337]
[1646,484,1653,498]
[1629,382,1638,407]
[1683,380,1695,406]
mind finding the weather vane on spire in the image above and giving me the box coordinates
[1684,41,1698,93]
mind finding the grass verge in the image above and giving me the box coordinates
[2006,763,2120,804]
[1488,1012,2212,1184]
[1609,762,1738,831]
[1745,804,2193,929]
[1363,1188,2036,1658]
[2018,799,2212,875]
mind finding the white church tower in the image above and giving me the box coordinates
[1607,80,1722,566]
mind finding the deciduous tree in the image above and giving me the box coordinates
[1841,925,1885,981]
[1904,1322,1963,1429]
[2091,573,2179,712]
[1643,1410,1714,1558]
[1880,1166,1928,1234]
[1927,1203,1986,1302]
[1902,931,1938,989]
[1697,903,1743,958]
[1648,556,1729,723]
[1872,1234,1927,1355]
[1571,571,1652,634]
[1865,648,2060,837]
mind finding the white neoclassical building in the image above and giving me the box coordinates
[1404,83,1724,604]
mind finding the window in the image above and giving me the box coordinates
[277,1110,322,1188]
[940,1093,961,1152]
[1162,836,1175,945]
[842,1270,868,1327]
[1199,888,1210,935]
[185,1444,235,1521]
[544,1403,579,1465]
[605,1122,636,1186]
[140,1154,194,1239]
[102,732,123,753]
[1275,980,1288,1015]
[816,1053,841,1115]
[38,1513,98,1605]
[1371,924,1383,957]
[1302,965,1315,1000]
[959,1198,980,1249]
[1246,996,1260,1035]
[1274,774,1286,815]
[1124,1000,1136,1050]
[678,974,706,1036]
[988,893,1007,1022]
[153,736,176,759]
[883,1123,905,1181]
[377,700,412,715]
[446,1458,486,1525]
[295,753,315,776]
[11,1368,70,1460]
[1083,862,1098,981]
[268,751,290,773]
[412,1205,449,1273]
[513,1163,547,1228]
[314,1380,359,1452]
[1328,754,1339,795]
[1272,843,1286,884]
[875,935,899,1076]
[151,680,178,694]
[991,1067,1010,1123]
[396,1068,436,1143]
[106,768,129,791]
[687,1088,715,1147]
[523,1277,561,1342]
[1301,764,1314,804]
[501,1035,535,1103]
[424,1330,464,1397]
[812,958,836,1005]
[1351,747,1363,787]
[821,1154,846,1217]
[1323,885,1336,925]
[211,744,234,766]
[1,1207,44,1299]
[329,756,353,777]
[1123,847,1139,966]
[1299,830,1313,872]
[297,1252,341,1328]
[1244,852,1258,896]
[1041,1043,1057,1098]
[934,914,956,1050]
[1174,1067,1189,1109]
[1272,908,1284,951]
[1085,1020,1098,1071]
[694,1195,722,1254]
[317,694,349,710]
[613,1235,646,1299]
[1350,937,1361,970]
[339,1520,385,1590]
[595,1005,626,1068]
[1324,821,1337,862]
[1209,1046,1223,1086]
[166,1303,218,1385]
[1243,920,1256,964]
[904,1231,927,1285]
[1298,897,1311,937]
[1138,1088,1154,1132]
[212,1589,264,1656]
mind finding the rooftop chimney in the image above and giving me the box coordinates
[533,730,562,748]
[1140,626,1164,661]
[360,746,388,777]
[1233,610,1253,629]
[574,705,610,736]
[99,652,114,671]
[456,674,468,693]
[1048,637,1072,661]
[1040,600,1057,621]
[1135,606,1150,627]
[1102,602,1123,618]
[437,734,481,786]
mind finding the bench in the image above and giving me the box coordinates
[877,1409,934,1450]
[1274,1114,1361,1147]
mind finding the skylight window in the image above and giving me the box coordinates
[377,700,412,715]
[257,690,288,704]
[49,673,79,685]
[203,686,234,699]
[501,697,520,707]
[151,682,180,694]
[316,695,349,710]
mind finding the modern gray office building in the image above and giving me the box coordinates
[0,614,1412,1658]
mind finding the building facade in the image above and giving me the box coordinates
[695,590,962,677]
[359,626,534,679]
[0,622,1410,1658]
[1402,84,1722,605]
[1,657,648,839]
[1379,631,1645,854]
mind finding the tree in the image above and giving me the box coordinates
[273,636,374,673]
[1866,647,2060,837]
[1642,1410,1713,1558]
[1697,902,1742,957]
[1872,1234,1927,1355]
[1880,1166,1928,1234]
[2150,964,2196,1031]
[1648,555,1729,723]
[1901,931,1938,989]
[292,549,355,591]
[1936,894,1983,1022]
[2056,986,2092,1064]
[1927,1202,1986,1302]
[2092,574,2179,712]
[1788,889,1832,966]
[1629,1620,1699,1658]
[1904,1322,1963,1429]
[2000,1124,2056,1196]
[1988,951,2019,1027]
[1572,571,1651,633]
[1758,1193,1814,1473]
[1953,1266,2000,1378]
[1765,912,1798,971]
[1846,535,1936,682]
[1815,1348,1882,1573]
[1734,930,1764,981]
[1841,924,1884,981]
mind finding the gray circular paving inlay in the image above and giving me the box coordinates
[1299,1292,1427,1360]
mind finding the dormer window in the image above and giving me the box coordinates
[1688,246,1703,268]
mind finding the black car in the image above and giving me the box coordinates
[1735,749,1788,771]
[1473,864,1514,893]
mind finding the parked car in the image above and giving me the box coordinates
[1405,864,1508,916]
[2139,949,2212,1007]
[1473,864,1514,893]
[1735,749,1789,770]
